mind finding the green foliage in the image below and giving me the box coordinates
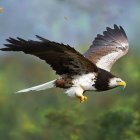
[0,53,140,140]
[95,109,140,140]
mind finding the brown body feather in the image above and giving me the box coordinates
[55,77,73,89]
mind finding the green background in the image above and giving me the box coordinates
[0,0,140,140]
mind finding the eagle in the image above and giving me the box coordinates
[0,24,128,103]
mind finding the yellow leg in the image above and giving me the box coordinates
[78,95,87,103]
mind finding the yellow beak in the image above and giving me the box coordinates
[118,81,126,88]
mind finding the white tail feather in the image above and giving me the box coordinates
[16,80,56,93]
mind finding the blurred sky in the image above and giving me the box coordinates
[0,0,140,50]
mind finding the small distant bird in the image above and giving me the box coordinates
[0,7,4,13]
[0,25,128,103]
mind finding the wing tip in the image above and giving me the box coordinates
[36,35,49,42]
[104,24,128,40]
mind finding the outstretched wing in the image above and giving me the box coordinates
[1,36,98,76]
[84,24,129,71]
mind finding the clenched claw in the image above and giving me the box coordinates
[78,95,87,103]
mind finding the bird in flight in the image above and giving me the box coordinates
[0,24,128,103]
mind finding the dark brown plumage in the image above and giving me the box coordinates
[94,69,115,91]
[2,36,98,76]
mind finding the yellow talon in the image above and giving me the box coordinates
[78,95,87,103]
[84,96,87,100]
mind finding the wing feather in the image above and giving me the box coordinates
[84,24,129,71]
[1,36,98,75]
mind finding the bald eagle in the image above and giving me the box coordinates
[0,24,128,103]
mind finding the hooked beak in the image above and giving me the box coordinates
[118,81,126,89]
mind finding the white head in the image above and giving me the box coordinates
[108,77,126,89]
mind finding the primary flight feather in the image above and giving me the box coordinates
[0,24,128,103]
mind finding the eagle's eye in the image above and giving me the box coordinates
[116,79,122,82]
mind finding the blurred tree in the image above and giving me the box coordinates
[95,109,140,140]
[0,52,140,140]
